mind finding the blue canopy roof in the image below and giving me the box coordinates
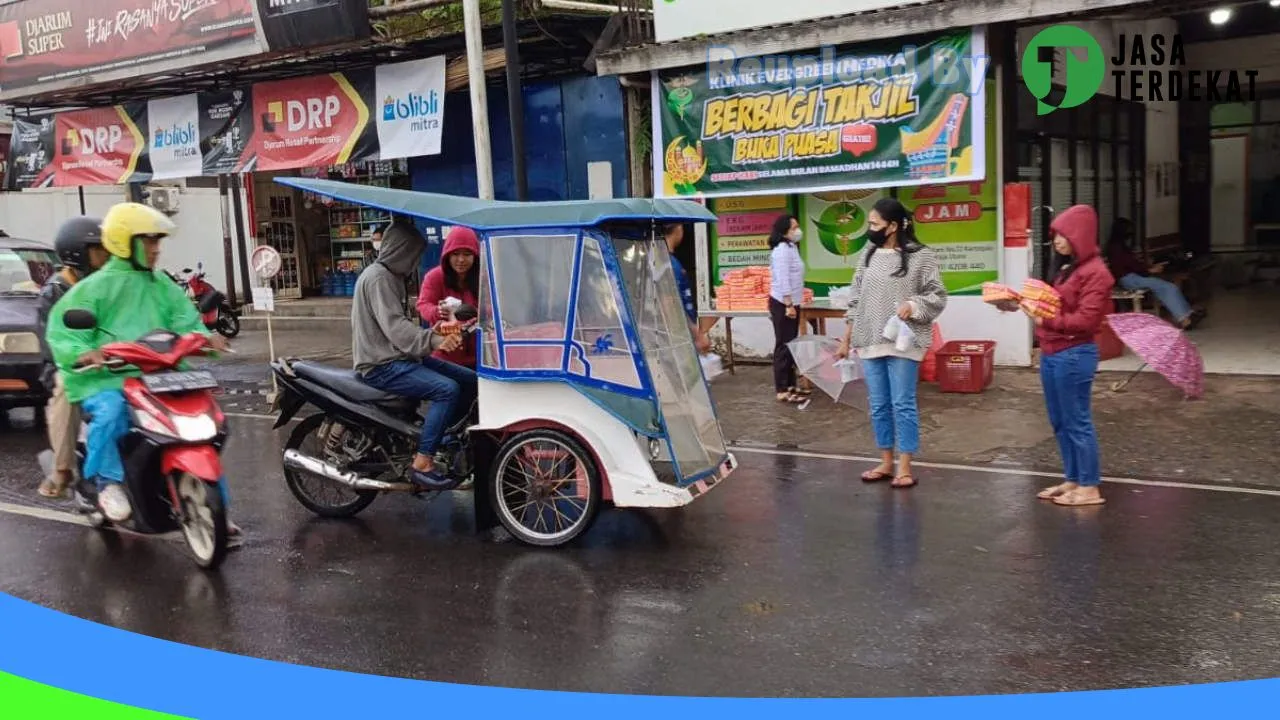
[275,178,717,230]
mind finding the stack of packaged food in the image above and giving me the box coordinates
[981,282,1020,304]
[1018,279,1062,319]
[714,266,813,310]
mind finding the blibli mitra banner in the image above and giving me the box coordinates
[5,55,446,188]
[653,29,987,199]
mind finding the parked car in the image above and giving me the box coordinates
[0,234,58,417]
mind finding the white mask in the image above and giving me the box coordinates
[788,229,803,242]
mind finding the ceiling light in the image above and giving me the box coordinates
[1209,7,1232,24]
[1271,0,1280,8]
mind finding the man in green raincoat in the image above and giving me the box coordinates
[46,202,230,523]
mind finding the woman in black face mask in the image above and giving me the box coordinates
[835,198,947,489]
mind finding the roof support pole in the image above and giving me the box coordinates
[463,0,496,200]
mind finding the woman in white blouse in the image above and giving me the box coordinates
[768,214,807,404]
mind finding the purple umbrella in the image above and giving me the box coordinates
[1105,312,1205,399]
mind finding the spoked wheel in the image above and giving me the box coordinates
[283,414,377,519]
[489,429,602,547]
[175,472,228,570]
[216,307,240,338]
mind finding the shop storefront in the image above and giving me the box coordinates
[7,52,447,300]
[649,28,1031,365]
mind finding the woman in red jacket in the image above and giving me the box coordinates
[416,226,480,369]
[1029,205,1115,507]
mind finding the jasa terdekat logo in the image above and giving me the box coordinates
[382,90,441,132]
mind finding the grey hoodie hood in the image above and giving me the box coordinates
[377,222,424,276]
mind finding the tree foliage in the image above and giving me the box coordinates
[369,0,507,42]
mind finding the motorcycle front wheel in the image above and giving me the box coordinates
[215,306,241,338]
[175,473,228,570]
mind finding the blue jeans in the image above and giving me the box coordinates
[361,357,477,455]
[1040,343,1101,487]
[861,356,921,454]
[81,390,129,488]
[1118,273,1192,322]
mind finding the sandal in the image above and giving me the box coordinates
[776,392,805,404]
[861,468,894,483]
[37,479,67,499]
[891,475,917,489]
[1037,482,1077,500]
[789,386,812,397]
[1053,489,1106,507]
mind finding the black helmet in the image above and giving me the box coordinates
[53,216,103,271]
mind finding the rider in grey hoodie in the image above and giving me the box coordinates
[353,220,477,489]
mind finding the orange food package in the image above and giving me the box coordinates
[436,320,462,336]
[1020,279,1062,306]
[981,282,1021,304]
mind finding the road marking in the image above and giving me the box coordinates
[728,445,1280,498]
[204,414,1280,499]
[0,500,92,527]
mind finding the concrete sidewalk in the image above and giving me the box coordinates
[214,326,1280,488]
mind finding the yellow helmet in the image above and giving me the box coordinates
[100,202,177,263]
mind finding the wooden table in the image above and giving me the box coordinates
[798,298,846,336]
[698,308,768,375]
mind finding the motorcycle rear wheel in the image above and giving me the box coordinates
[175,472,228,570]
[215,307,241,338]
[283,414,378,519]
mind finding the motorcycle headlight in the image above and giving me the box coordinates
[0,332,40,354]
[172,414,218,442]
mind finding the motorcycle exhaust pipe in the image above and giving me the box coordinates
[282,449,416,492]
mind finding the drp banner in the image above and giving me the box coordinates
[653,29,988,199]
[4,55,446,188]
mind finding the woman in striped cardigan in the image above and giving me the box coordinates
[836,198,947,489]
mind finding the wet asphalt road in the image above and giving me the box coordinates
[2,409,1280,698]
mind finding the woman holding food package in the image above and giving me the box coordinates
[417,225,480,369]
[1026,204,1115,507]
[836,198,947,489]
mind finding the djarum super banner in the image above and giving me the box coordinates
[5,56,445,188]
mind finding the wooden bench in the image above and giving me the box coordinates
[1111,288,1148,313]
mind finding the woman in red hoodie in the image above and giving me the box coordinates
[416,226,480,369]
[1029,205,1115,507]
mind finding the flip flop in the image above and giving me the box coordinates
[37,479,66,499]
[1037,482,1076,500]
[891,475,917,489]
[861,469,894,483]
[1053,490,1106,507]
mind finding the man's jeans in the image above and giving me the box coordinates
[362,357,478,455]
[1040,343,1101,488]
[1118,273,1193,323]
[861,355,921,454]
[82,390,129,488]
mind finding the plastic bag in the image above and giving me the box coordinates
[919,323,944,383]
[700,352,724,381]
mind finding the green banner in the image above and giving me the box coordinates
[798,79,999,296]
[655,30,986,199]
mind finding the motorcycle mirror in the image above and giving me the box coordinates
[182,267,193,274]
[63,309,97,330]
[196,292,220,315]
[197,261,203,271]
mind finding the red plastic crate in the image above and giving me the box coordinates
[936,341,997,394]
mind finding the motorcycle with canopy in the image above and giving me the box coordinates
[268,178,737,547]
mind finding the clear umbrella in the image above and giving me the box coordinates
[786,335,867,410]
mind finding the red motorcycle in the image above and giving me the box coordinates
[171,262,240,339]
[61,304,233,570]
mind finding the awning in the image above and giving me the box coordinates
[595,0,1163,76]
